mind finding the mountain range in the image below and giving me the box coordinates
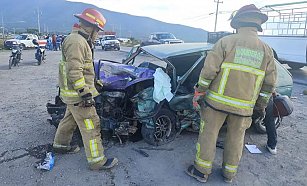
[0,0,208,42]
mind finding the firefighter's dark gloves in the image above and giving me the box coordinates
[193,90,206,111]
[79,93,95,107]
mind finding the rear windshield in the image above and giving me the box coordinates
[156,33,176,39]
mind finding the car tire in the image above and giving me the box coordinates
[288,63,305,70]
[21,44,26,50]
[141,108,178,146]
[253,116,282,134]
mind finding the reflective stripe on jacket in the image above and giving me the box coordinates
[198,27,277,116]
[58,27,99,104]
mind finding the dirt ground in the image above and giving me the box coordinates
[0,48,306,186]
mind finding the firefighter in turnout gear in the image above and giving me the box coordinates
[53,8,118,170]
[186,4,277,183]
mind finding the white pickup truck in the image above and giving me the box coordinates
[259,3,307,69]
[5,34,39,49]
[100,35,120,51]
[259,36,307,69]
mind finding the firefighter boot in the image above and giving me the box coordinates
[89,158,118,170]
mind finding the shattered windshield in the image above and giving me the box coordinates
[132,51,167,69]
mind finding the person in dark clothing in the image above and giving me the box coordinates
[264,96,277,155]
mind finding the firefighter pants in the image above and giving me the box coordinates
[194,106,252,179]
[53,104,107,166]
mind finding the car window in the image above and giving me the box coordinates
[275,59,292,87]
[105,36,116,40]
[156,33,176,39]
[16,35,27,40]
[132,51,167,69]
[168,53,202,76]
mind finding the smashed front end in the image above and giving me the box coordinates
[46,60,156,141]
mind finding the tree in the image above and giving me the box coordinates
[26,28,39,34]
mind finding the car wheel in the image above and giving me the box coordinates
[288,63,305,70]
[141,108,178,146]
[21,44,26,50]
[253,116,282,134]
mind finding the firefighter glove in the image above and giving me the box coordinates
[193,90,206,111]
[79,93,95,107]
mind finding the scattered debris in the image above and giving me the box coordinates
[35,152,55,171]
[245,144,262,154]
[26,144,53,159]
[132,148,149,157]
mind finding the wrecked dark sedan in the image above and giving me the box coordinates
[47,43,293,146]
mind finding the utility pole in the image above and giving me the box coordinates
[1,13,4,46]
[214,0,223,32]
[37,7,41,34]
[119,24,121,37]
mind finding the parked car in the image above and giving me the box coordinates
[5,34,38,49]
[117,38,131,43]
[100,35,120,50]
[46,43,293,146]
[141,32,184,46]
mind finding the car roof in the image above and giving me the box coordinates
[151,32,172,34]
[141,43,213,60]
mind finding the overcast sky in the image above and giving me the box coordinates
[68,0,304,31]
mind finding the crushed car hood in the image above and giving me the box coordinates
[94,61,155,90]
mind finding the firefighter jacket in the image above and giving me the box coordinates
[58,26,99,104]
[198,27,277,116]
